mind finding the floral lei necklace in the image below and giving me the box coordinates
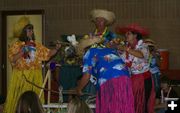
[125,40,139,67]
[94,27,108,38]
[125,46,132,67]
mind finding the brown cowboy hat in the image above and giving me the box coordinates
[115,23,149,36]
[90,9,115,26]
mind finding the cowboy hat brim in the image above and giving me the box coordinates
[76,37,103,56]
[115,23,149,36]
[90,9,115,26]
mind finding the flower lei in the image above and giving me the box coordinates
[125,46,132,67]
[94,27,108,38]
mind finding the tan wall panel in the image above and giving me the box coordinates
[0,0,180,71]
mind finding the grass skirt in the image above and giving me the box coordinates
[96,76,134,113]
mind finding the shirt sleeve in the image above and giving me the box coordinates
[137,41,150,60]
[36,42,50,61]
[82,49,96,76]
[8,41,24,62]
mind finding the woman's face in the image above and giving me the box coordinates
[95,17,106,30]
[26,28,33,38]
[125,31,134,42]
[125,31,137,44]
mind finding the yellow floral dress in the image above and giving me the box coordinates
[3,41,50,113]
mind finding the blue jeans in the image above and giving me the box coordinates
[152,73,161,95]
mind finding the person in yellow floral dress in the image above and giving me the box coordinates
[3,24,61,113]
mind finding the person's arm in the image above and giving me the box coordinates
[118,45,144,58]
[48,48,59,58]
[11,51,23,64]
[125,47,144,58]
[76,49,94,96]
[48,40,61,58]
[8,42,24,64]
[76,73,91,96]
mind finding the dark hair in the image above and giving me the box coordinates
[15,91,44,113]
[131,31,143,41]
[148,46,155,52]
[19,24,35,42]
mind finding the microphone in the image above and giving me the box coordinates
[47,61,61,71]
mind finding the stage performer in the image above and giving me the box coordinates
[3,17,61,113]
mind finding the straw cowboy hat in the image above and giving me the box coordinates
[76,37,103,56]
[115,23,149,36]
[13,16,30,38]
[90,9,115,26]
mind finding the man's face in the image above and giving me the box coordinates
[95,17,106,30]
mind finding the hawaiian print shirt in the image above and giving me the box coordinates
[82,48,130,89]
[121,40,150,75]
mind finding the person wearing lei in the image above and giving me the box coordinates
[80,9,118,97]
[84,9,117,48]
[3,21,61,113]
[116,23,155,113]
[76,37,135,113]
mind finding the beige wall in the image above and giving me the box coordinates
[0,0,180,92]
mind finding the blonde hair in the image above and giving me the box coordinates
[67,96,93,113]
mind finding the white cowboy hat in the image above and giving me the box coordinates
[90,9,115,26]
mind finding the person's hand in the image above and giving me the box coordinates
[117,45,126,51]
[20,45,31,59]
[105,40,116,48]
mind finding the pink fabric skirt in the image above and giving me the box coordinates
[131,74,145,113]
[131,71,155,113]
[96,76,134,113]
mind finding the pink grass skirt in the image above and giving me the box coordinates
[96,76,135,113]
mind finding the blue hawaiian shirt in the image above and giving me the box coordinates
[82,48,130,89]
[149,55,161,74]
